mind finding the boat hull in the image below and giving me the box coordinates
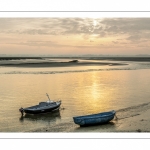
[23,101,61,114]
[73,110,116,126]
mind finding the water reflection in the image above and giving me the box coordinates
[19,109,61,123]
[1,68,150,131]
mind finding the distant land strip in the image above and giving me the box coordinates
[1,56,150,62]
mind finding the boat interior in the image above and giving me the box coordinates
[25,101,58,110]
[74,110,115,119]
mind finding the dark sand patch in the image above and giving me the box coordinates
[85,57,150,62]
[1,56,150,62]
[0,61,128,68]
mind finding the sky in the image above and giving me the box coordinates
[0,18,150,56]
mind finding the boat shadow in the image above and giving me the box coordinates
[79,121,115,127]
[19,109,61,122]
[74,121,116,132]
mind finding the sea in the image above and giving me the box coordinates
[0,57,150,132]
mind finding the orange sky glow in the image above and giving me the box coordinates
[0,18,150,56]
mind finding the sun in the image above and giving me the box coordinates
[93,20,98,26]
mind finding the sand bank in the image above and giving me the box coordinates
[29,102,150,132]
[0,61,128,68]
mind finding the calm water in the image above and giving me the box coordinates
[0,59,150,132]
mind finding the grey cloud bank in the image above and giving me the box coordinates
[0,18,150,55]
[1,18,150,40]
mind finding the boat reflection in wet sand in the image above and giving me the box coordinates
[19,93,61,115]
[20,108,61,122]
[73,110,116,126]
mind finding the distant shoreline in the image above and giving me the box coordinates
[1,56,150,62]
[1,56,150,68]
[0,61,128,68]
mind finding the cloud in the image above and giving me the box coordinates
[0,18,104,36]
[126,35,142,41]
[101,18,150,32]
[100,18,150,42]
[7,40,67,47]
[112,41,119,44]
[6,40,96,49]
[1,18,150,43]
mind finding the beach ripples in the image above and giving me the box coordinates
[1,68,134,75]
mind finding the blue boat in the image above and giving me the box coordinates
[73,110,116,126]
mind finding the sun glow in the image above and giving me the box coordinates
[93,20,98,26]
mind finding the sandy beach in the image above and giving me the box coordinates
[29,102,150,133]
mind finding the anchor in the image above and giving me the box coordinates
[19,107,24,116]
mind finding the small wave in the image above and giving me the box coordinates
[0,67,135,74]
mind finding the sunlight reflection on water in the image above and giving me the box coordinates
[0,60,150,131]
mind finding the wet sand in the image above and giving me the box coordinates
[1,56,150,61]
[1,56,150,68]
[29,102,150,132]
[0,59,127,67]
